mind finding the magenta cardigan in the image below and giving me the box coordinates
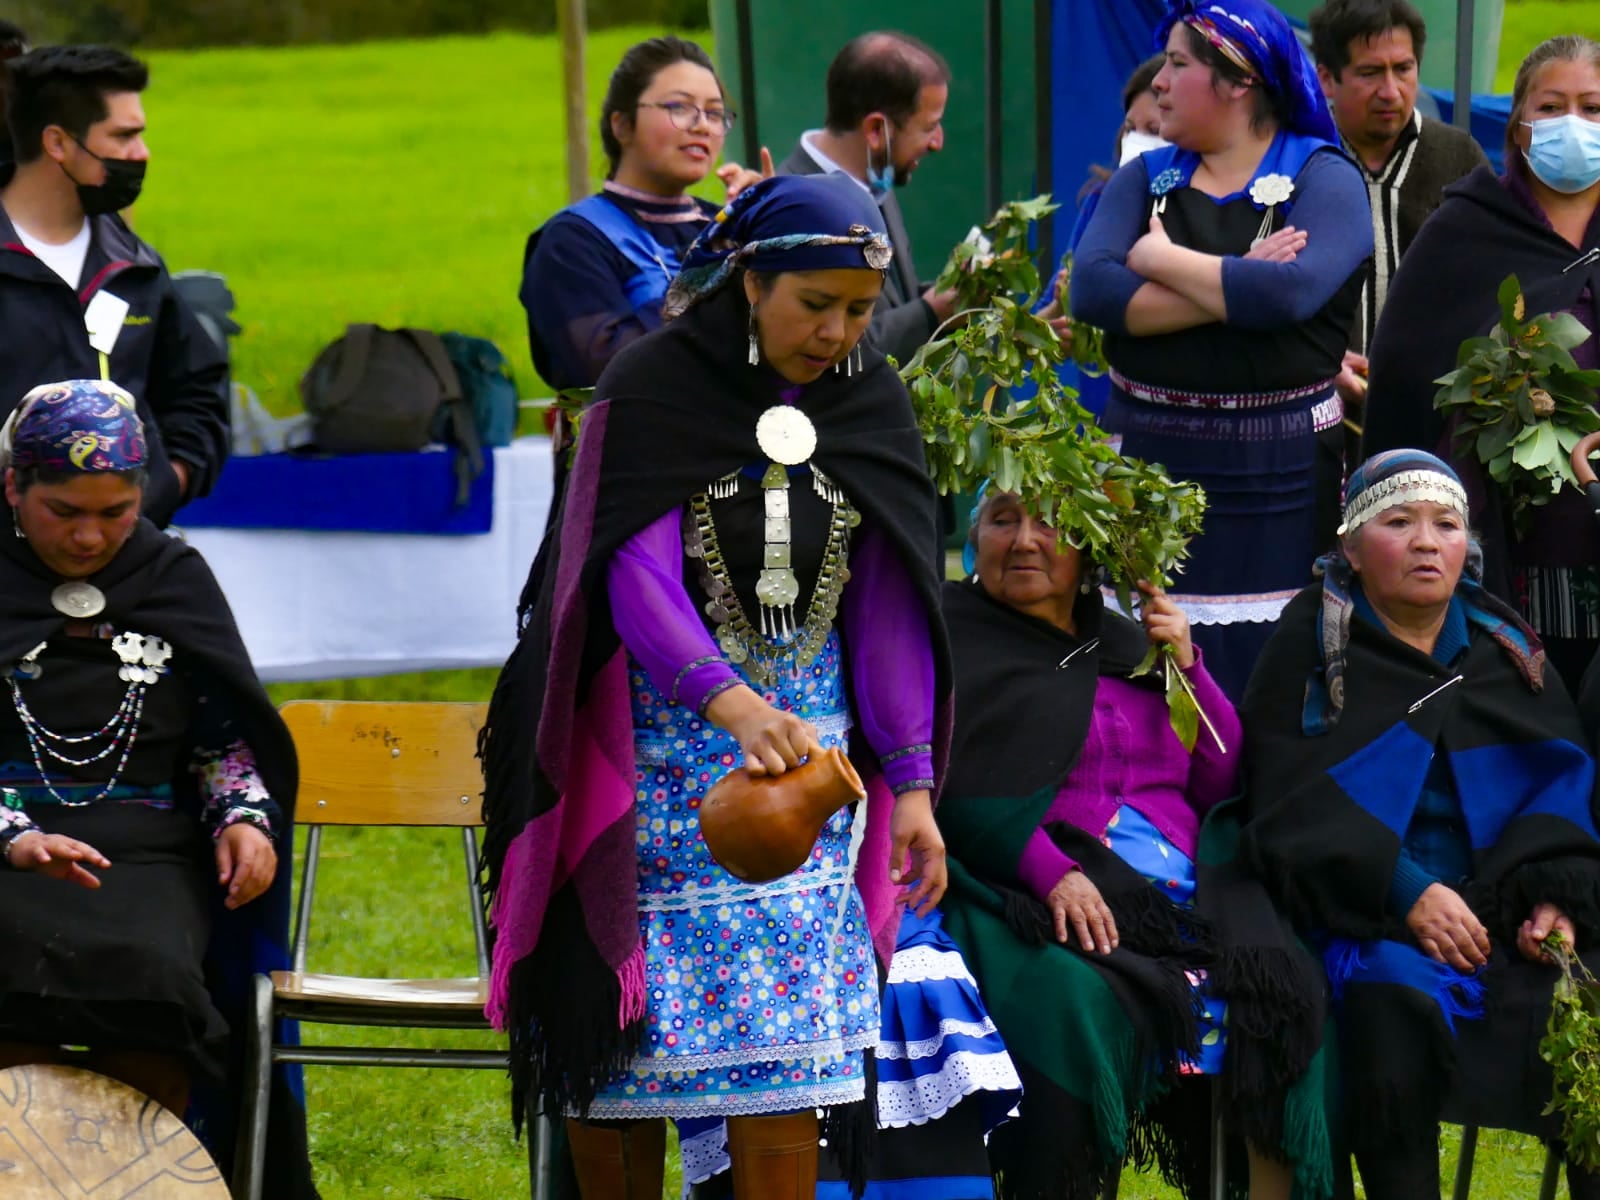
[1016,652,1242,902]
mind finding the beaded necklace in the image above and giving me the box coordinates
[6,632,173,806]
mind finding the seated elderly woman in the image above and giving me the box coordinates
[0,381,314,1196]
[936,488,1329,1200]
[1240,450,1600,1200]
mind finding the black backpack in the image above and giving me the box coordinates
[301,324,485,504]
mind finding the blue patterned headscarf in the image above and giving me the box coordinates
[1157,0,1339,143]
[1,379,148,475]
[662,174,893,317]
[1305,450,1543,734]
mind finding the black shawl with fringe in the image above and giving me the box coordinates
[1240,582,1600,1148]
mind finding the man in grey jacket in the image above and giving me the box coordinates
[778,31,960,366]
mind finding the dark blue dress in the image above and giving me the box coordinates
[1072,133,1372,699]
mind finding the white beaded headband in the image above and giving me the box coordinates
[1336,469,1469,537]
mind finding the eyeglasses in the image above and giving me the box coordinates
[637,101,736,133]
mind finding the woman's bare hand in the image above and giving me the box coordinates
[5,830,109,889]
[1048,868,1118,954]
[1407,882,1491,972]
[706,685,821,775]
[1242,226,1307,263]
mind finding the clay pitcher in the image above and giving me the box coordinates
[699,746,867,883]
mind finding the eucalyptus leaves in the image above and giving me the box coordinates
[900,196,1213,750]
[1434,274,1600,530]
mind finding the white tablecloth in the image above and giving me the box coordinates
[182,437,554,682]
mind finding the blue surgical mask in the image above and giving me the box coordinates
[1523,114,1600,195]
[866,118,896,195]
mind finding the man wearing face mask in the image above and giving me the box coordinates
[0,45,228,528]
[778,31,960,366]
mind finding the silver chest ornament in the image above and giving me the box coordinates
[751,407,818,638]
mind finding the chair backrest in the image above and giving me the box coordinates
[282,699,487,827]
[279,700,490,976]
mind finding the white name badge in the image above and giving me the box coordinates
[84,290,131,356]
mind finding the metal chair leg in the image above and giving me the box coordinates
[1539,1145,1561,1200]
[1210,1076,1227,1200]
[1102,1158,1122,1200]
[1451,1125,1479,1200]
[527,1095,552,1200]
[231,973,276,1200]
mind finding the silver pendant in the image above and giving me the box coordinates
[51,582,106,619]
[755,406,817,467]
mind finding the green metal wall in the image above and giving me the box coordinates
[710,0,1043,284]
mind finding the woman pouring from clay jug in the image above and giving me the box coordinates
[481,173,951,1200]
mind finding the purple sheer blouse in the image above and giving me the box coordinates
[606,507,935,794]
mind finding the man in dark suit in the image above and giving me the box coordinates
[778,31,960,366]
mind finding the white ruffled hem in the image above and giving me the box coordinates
[886,945,977,985]
[876,1049,1024,1130]
[876,1016,1000,1061]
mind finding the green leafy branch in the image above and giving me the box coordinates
[1435,274,1600,534]
[1540,930,1600,1172]
[901,196,1214,751]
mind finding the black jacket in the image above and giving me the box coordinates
[0,204,230,527]
[778,140,938,365]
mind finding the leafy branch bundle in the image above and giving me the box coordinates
[901,196,1213,750]
[1540,930,1600,1171]
[1435,274,1600,531]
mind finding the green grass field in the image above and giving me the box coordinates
[1498,1,1600,90]
[125,17,1597,1199]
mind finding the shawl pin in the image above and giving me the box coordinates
[1407,674,1464,714]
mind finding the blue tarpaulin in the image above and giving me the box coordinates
[179,447,495,534]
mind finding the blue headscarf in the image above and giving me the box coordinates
[1157,0,1339,143]
[662,174,894,317]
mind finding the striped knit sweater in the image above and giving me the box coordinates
[1345,111,1489,353]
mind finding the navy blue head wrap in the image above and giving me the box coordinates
[1157,0,1339,143]
[662,174,893,317]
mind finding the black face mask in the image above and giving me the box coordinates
[62,138,146,216]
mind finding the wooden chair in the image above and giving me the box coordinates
[0,1063,229,1197]
[232,700,551,1200]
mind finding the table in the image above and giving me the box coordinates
[182,437,554,682]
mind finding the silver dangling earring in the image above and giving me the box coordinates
[747,304,760,367]
[11,509,23,540]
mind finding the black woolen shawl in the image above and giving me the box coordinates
[1240,583,1600,947]
[937,580,1326,1198]
[0,514,316,1198]
[479,282,953,1147]
[1240,582,1600,1151]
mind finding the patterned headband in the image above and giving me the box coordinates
[1336,469,1469,537]
[1185,14,1261,82]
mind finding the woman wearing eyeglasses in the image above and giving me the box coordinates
[521,36,766,517]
